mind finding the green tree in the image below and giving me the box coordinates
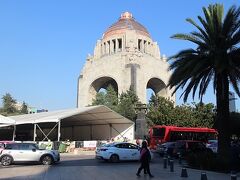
[20,101,28,114]
[2,93,17,115]
[92,85,118,112]
[173,104,195,127]
[147,95,176,125]
[117,89,139,121]
[168,4,240,161]
[92,92,106,106]
[192,102,215,128]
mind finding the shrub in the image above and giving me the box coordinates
[186,151,230,172]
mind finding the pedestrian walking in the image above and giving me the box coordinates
[136,141,154,177]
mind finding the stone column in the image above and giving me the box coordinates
[110,40,113,54]
[122,36,125,51]
[116,38,119,52]
[135,103,148,139]
[141,40,144,52]
[104,42,106,55]
[101,44,103,56]
[107,41,110,54]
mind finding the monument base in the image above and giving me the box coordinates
[135,118,147,139]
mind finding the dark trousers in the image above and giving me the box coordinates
[137,161,152,175]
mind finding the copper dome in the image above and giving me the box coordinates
[103,12,151,39]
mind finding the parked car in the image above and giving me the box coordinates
[206,141,218,153]
[207,139,218,145]
[0,143,60,166]
[156,142,176,156]
[172,140,210,157]
[96,142,153,162]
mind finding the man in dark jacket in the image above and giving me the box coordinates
[136,141,154,177]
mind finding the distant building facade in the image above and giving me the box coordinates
[77,12,175,107]
[229,91,236,112]
[28,107,48,114]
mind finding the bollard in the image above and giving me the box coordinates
[167,156,170,166]
[201,172,208,180]
[231,174,237,180]
[163,157,167,169]
[170,159,174,172]
[180,168,188,178]
[164,151,167,158]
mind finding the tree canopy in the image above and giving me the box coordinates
[168,3,240,162]
[92,86,139,121]
[147,95,215,128]
[0,93,28,116]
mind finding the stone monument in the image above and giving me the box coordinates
[77,12,175,107]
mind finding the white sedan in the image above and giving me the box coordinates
[96,142,142,162]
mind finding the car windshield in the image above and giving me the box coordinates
[102,143,114,147]
[33,144,40,149]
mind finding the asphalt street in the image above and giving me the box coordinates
[0,153,237,180]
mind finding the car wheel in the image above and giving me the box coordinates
[1,155,12,166]
[110,154,119,163]
[41,155,53,165]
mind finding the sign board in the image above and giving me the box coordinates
[83,141,97,148]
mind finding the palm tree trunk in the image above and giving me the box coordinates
[216,72,230,164]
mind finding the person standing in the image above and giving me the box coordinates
[136,141,154,177]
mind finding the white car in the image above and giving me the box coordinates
[96,142,144,162]
[0,143,60,166]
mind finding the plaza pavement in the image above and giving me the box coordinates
[0,152,238,180]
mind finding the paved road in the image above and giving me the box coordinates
[0,153,237,180]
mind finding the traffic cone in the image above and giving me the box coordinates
[180,168,188,178]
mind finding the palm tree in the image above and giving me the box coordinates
[168,4,240,163]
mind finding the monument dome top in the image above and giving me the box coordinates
[103,12,151,39]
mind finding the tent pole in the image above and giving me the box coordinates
[33,124,36,141]
[90,125,93,140]
[12,125,16,141]
[109,124,112,139]
[58,120,61,141]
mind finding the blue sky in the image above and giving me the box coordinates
[0,0,239,111]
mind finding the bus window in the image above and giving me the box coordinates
[152,127,165,139]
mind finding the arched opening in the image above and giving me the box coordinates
[146,78,167,103]
[89,76,118,105]
[146,89,155,103]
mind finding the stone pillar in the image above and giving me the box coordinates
[122,36,125,51]
[110,40,114,54]
[104,42,106,55]
[141,40,144,52]
[116,38,119,52]
[107,41,110,54]
[101,44,103,56]
[135,103,147,139]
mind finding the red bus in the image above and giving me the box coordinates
[148,125,217,149]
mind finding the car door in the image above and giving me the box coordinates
[121,143,135,160]
[18,144,39,161]
[128,144,140,160]
[114,143,128,160]
[4,144,21,161]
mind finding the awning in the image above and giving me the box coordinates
[8,105,133,126]
[0,115,16,126]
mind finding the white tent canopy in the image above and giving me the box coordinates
[0,114,16,125]
[1,105,134,141]
[9,105,132,125]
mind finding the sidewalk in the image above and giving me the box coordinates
[151,156,238,180]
